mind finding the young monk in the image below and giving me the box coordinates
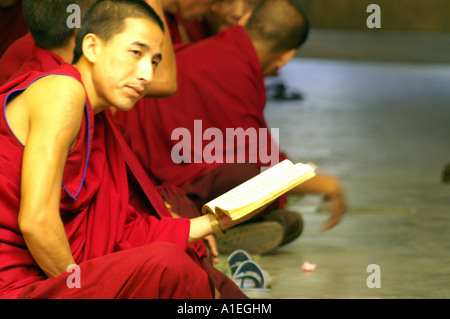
[0,0,263,299]
[114,0,347,240]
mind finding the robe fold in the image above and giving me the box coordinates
[164,12,183,45]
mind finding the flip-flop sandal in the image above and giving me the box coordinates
[232,260,271,299]
[227,250,272,288]
[227,249,252,274]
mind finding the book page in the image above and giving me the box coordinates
[202,160,316,220]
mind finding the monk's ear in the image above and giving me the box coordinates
[82,33,101,64]
[275,49,297,69]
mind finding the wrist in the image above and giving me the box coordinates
[208,213,226,237]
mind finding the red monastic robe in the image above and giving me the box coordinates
[0,32,36,86]
[163,12,211,44]
[164,12,183,45]
[114,25,288,191]
[177,18,212,43]
[0,64,198,299]
[0,1,28,58]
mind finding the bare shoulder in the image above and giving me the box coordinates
[6,74,87,146]
[24,74,86,111]
[21,74,87,123]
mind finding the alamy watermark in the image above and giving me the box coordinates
[366,264,381,288]
[66,264,81,289]
[67,3,382,29]
[367,4,381,29]
[66,4,382,29]
[66,4,81,29]
[170,120,280,167]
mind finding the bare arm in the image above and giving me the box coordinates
[144,0,177,98]
[291,173,347,230]
[15,75,86,277]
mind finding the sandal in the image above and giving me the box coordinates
[227,250,272,288]
[227,249,252,274]
[232,260,271,299]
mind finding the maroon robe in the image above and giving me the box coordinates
[178,17,212,42]
[0,64,201,299]
[164,12,183,44]
[0,1,28,58]
[0,33,36,86]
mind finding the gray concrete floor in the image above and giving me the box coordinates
[219,30,450,299]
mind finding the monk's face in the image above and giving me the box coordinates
[178,0,215,21]
[208,0,259,33]
[91,18,163,112]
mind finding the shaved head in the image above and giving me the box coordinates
[22,0,98,50]
[244,0,309,54]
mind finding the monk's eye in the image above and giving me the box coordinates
[131,50,142,57]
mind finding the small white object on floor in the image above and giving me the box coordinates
[301,261,317,271]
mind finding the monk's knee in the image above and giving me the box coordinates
[140,242,212,299]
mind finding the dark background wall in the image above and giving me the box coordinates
[301,0,450,33]
[296,0,450,64]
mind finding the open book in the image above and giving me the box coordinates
[202,160,317,220]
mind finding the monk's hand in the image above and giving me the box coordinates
[320,178,347,231]
[203,235,219,264]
